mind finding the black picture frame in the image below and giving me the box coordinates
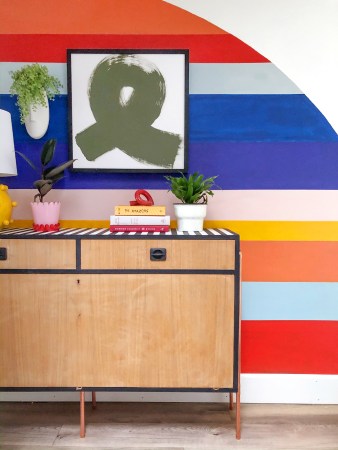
[67,49,189,173]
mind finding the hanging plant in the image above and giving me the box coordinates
[9,63,62,124]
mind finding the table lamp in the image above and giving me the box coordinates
[0,109,18,227]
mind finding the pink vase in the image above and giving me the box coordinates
[31,202,61,231]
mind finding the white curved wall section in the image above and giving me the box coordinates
[165,0,338,134]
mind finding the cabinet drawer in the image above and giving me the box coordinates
[0,239,76,270]
[81,239,235,270]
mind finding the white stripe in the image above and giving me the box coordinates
[90,228,106,235]
[63,228,87,235]
[0,62,302,95]
[0,374,336,404]
[9,189,338,222]
[208,228,220,235]
[241,373,338,404]
[218,228,233,235]
[52,228,77,235]
[0,228,30,235]
[77,228,97,235]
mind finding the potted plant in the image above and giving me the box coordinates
[165,172,218,231]
[10,63,62,139]
[17,138,75,231]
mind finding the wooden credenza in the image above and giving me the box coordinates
[0,227,241,438]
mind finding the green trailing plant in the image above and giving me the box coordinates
[17,138,75,203]
[10,63,62,124]
[165,172,218,204]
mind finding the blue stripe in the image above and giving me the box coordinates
[1,94,337,144]
[2,93,338,190]
[0,95,67,144]
[190,94,338,142]
[242,282,338,320]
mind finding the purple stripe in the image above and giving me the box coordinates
[4,141,338,190]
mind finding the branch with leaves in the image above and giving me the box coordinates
[17,139,75,202]
[10,64,62,124]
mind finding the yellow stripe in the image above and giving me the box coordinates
[206,221,338,241]
[10,220,338,241]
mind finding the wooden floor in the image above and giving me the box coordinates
[0,401,337,449]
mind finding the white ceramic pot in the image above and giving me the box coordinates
[25,91,50,139]
[31,201,60,231]
[174,203,207,232]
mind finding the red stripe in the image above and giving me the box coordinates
[0,34,268,63]
[241,321,338,374]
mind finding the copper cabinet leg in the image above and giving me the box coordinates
[92,391,97,409]
[229,392,234,410]
[80,391,85,438]
[236,391,241,439]
[236,252,242,440]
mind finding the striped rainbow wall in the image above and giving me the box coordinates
[0,0,338,395]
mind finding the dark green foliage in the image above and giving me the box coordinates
[164,172,218,204]
[16,138,75,202]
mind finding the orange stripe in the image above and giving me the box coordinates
[1,0,226,35]
[241,241,338,282]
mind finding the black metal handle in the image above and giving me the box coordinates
[0,248,7,260]
[150,248,167,261]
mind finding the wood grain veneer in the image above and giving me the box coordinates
[81,239,235,270]
[0,274,234,388]
[0,239,76,270]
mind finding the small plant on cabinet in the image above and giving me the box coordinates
[164,172,218,204]
[17,138,75,202]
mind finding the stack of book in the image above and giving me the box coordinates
[110,205,170,232]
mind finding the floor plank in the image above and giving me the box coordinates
[0,402,337,449]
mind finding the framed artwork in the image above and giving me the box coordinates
[67,49,189,172]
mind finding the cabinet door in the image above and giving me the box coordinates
[0,274,235,389]
[0,274,85,387]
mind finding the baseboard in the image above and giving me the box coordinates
[241,373,338,404]
[1,374,337,404]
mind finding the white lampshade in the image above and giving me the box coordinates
[0,109,17,176]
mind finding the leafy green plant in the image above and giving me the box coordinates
[165,172,218,204]
[17,139,75,203]
[10,63,62,124]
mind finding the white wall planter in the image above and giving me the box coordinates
[25,91,49,139]
[174,203,207,231]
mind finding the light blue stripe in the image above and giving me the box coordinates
[0,62,68,95]
[0,61,301,95]
[190,63,302,94]
[242,282,338,321]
